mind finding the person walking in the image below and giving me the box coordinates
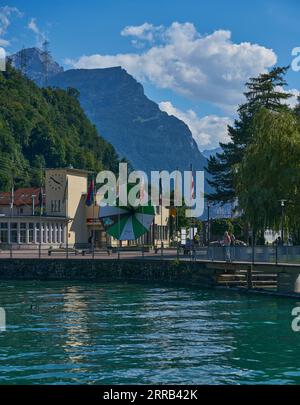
[229,232,236,261]
[223,231,231,262]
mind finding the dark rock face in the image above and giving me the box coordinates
[50,67,207,173]
[11,47,207,174]
[10,47,64,86]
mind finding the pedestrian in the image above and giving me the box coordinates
[229,232,236,261]
[223,231,231,262]
[229,232,236,246]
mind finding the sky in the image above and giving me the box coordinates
[1,0,300,151]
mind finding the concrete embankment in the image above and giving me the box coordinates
[0,258,300,298]
[0,258,216,288]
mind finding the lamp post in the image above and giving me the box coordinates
[10,181,14,259]
[207,200,211,246]
[279,199,287,245]
[32,195,36,216]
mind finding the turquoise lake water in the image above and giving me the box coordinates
[0,281,300,385]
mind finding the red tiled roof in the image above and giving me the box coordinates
[0,188,42,207]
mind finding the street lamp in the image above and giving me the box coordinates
[32,195,36,216]
[279,199,287,244]
[207,200,211,246]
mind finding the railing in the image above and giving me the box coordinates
[2,242,300,265]
[193,245,300,264]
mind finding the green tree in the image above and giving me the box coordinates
[207,67,292,204]
[235,108,300,232]
[211,218,233,239]
[0,64,122,190]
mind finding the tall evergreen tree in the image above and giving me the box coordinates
[206,67,292,203]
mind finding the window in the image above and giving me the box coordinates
[20,223,26,243]
[29,223,34,243]
[55,223,58,243]
[36,223,41,243]
[47,223,51,243]
[51,224,55,243]
[0,223,8,243]
[60,225,64,243]
[11,223,18,243]
[43,223,47,243]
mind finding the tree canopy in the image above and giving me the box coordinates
[0,64,121,190]
[207,67,292,204]
[235,107,300,232]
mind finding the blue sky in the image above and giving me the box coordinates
[1,0,300,150]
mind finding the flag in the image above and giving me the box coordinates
[140,175,145,203]
[190,165,195,200]
[86,178,95,207]
[174,168,180,205]
[170,207,177,217]
[159,177,162,206]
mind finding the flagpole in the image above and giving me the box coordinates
[66,178,69,259]
[176,167,179,260]
[10,180,14,259]
[117,181,120,260]
[190,163,194,261]
[160,173,163,258]
[38,186,42,259]
[92,173,95,260]
[141,178,144,259]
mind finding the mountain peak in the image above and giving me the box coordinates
[10,47,64,86]
[10,47,207,175]
[50,67,206,173]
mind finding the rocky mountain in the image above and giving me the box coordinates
[50,67,207,174]
[202,147,222,159]
[11,47,207,175]
[10,48,63,87]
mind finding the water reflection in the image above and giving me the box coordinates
[0,281,299,384]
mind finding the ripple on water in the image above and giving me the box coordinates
[0,281,300,384]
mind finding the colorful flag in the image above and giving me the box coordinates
[140,175,145,203]
[190,166,195,200]
[86,178,95,207]
[159,177,162,206]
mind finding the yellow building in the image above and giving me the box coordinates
[45,167,89,247]
[0,167,170,249]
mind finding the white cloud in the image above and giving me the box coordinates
[28,18,39,35]
[28,17,46,47]
[287,88,300,109]
[67,22,277,111]
[0,6,22,48]
[121,22,163,42]
[274,86,300,109]
[0,38,9,47]
[159,101,232,150]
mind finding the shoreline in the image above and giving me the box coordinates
[0,257,300,299]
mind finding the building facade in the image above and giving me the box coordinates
[0,168,170,249]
